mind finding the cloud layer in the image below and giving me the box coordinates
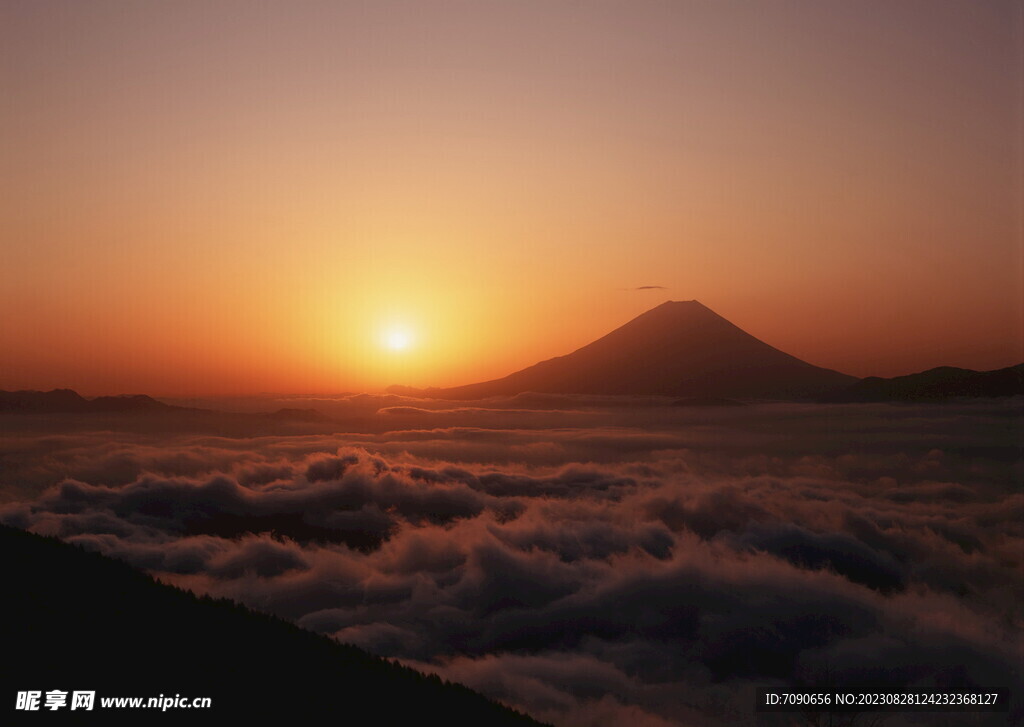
[1,398,1020,725]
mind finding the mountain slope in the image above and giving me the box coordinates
[0,524,546,724]
[419,301,855,399]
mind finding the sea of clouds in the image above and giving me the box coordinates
[1,396,1020,726]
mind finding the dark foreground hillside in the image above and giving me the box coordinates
[0,525,547,724]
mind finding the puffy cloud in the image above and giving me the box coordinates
[0,397,1020,725]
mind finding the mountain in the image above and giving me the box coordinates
[819,364,1024,402]
[0,388,90,411]
[0,524,546,725]
[87,394,171,412]
[0,389,171,413]
[404,301,856,400]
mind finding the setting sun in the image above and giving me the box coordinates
[383,329,413,352]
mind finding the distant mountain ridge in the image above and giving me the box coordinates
[396,301,856,400]
[819,364,1024,402]
[0,390,333,422]
[0,388,171,413]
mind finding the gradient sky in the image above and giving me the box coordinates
[2,0,1021,395]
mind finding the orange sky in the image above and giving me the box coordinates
[1,1,1021,396]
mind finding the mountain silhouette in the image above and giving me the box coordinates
[403,301,855,399]
[0,388,90,411]
[1,524,546,725]
[0,389,171,413]
[819,364,1024,402]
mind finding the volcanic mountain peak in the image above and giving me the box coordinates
[615,299,717,326]
[571,299,760,352]
[644,299,704,312]
[419,301,856,400]
[650,299,707,312]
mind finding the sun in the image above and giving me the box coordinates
[383,328,413,351]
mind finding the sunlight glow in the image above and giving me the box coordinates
[384,329,412,351]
